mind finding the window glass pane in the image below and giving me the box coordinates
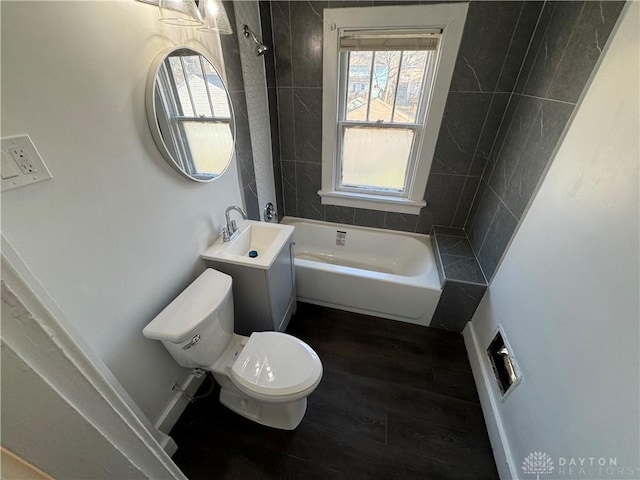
[345,51,373,121]
[182,121,233,176]
[393,51,429,123]
[202,61,231,119]
[341,126,413,191]
[344,50,430,124]
[369,51,401,123]
[182,55,213,117]
[208,81,231,119]
[168,57,194,116]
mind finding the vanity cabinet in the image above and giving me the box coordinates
[204,238,296,336]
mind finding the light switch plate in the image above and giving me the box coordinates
[1,135,52,192]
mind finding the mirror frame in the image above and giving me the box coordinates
[145,46,236,182]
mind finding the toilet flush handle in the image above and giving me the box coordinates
[183,334,201,350]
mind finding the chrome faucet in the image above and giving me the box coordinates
[222,205,248,242]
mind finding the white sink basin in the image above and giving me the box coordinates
[202,220,294,269]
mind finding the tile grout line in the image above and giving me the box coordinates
[518,93,577,106]
[463,1,549,231]
[463,90,514,232]
[542,1,587,100]
[467,1,527,186]
[430,172,475,178]
[474,189,501,261]
[287,1,300,217]
[440,252,477,260]
[490,1,526,95]
[444,277,488,288]
[457,1,526,230]
[486,180,520,224]
[475,182,520,266]
[511,1,547,96]
[467,231,489,285]
[288,0,294,88]
[448,90,513,95]
[470,0,527,174]
[519,1,557,97]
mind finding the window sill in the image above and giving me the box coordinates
[318,190,426,215]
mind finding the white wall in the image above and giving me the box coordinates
[1,1,243,425]
[1,270,186,480]
[465,3,639,478]
[2,342,146,480]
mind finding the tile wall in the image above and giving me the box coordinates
[265,0,625,283]
[466,1,625,280]
[430,226,487,332]
[256,0,625,330]
[265,0,542,233]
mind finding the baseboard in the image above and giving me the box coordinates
[463,322,517,480]
[155,372,205,443]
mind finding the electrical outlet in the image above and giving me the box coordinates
[1,135,52,192]
[9,147,38,174]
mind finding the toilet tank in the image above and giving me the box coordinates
[143,269,234,369]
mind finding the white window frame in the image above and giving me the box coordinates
[320,3,468,214]
[157,52,233,180]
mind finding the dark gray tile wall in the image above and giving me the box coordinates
[429,226,487,332]
[260,0,625,331]
[221,1,260,220]
[431,281,487,332]
[465,0,625,281]
[266,0,544,233]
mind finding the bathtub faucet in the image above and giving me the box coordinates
[223,206,248,242]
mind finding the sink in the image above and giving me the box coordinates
[202,220,295,270]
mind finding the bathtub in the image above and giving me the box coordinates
[281,217,442,327]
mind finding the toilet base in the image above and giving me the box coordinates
[219,388,307,430]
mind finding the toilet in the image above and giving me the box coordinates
[142,268,322,430]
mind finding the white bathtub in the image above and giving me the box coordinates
[281,217,442,327]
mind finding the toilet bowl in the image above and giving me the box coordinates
[143,268,322,430]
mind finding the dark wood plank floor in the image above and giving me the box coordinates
[170,303,498,479]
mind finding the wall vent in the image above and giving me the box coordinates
[487,327,521,399]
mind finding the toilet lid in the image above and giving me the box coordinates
[231,332,322,397]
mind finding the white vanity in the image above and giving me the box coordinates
[202,220,296,336]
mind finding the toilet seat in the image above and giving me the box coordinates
[230,332,322,402]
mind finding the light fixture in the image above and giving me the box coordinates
[137,0,232,34]
[158,0,202,26]
[197,0,233,34]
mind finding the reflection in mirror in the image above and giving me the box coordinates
[147,47,235,182]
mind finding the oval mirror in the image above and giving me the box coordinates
[146,47,235,182]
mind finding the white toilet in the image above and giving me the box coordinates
[143,268,322,430]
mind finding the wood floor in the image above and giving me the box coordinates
[170,303,498,479]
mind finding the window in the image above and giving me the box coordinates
[340,33,439,193]
[321,4,468,214]
[155,50,233,180]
